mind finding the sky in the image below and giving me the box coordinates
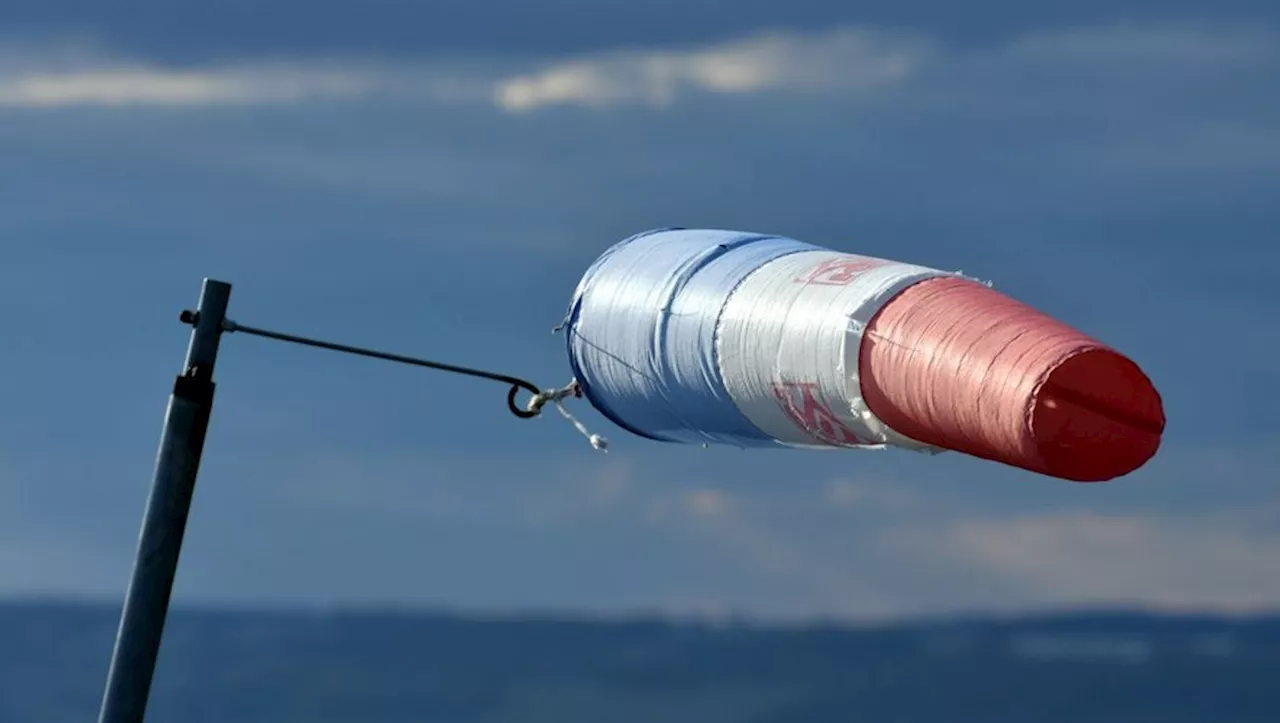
[1,0,1278,622]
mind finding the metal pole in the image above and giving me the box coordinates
[98,279,231,723]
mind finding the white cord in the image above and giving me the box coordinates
[525,380,609,452]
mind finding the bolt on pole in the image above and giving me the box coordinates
[97,279,231,723]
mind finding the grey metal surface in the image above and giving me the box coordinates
[97,279,231,723]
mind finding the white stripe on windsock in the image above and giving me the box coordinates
[717,249,947,451]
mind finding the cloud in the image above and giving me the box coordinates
[489,22,1280,113]
[493,28,931,111]
[0,39,497,109]
[0,27,929,111]
[0,62,386,108]
[4,23,1275,115]
[889,511,1280,613]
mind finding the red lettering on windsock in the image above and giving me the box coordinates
[857,276,1165,481]
[772,381,868,446]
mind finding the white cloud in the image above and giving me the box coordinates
[4,23,1274,114]
[490,23,1280,114]
[0,39,494,110]
[493,28,931,112]
[888,511,1280,613]
[0,27,929,112]
[0,63,382,109]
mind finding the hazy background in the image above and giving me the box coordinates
[3,0,1279,625]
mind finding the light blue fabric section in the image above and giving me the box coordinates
[564,228,818,445]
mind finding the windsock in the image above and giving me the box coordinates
[560,228,1165,482]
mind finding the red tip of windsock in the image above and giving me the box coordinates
[858,276,1165,481]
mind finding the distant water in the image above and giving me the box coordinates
[2,601,1277,722]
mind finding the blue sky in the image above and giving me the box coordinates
[1,0,1278,621]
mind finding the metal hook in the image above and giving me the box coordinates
[506,382,541,419]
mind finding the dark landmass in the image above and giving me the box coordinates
[3,600,1277,722]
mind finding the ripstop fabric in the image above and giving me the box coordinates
[562,228,1164,481]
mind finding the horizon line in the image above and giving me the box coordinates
[2,594,1277,630]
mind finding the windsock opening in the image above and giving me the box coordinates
[1031,347,1164,481]
[858,275,1165,482]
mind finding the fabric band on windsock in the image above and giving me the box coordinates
[562,228,1165,481]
